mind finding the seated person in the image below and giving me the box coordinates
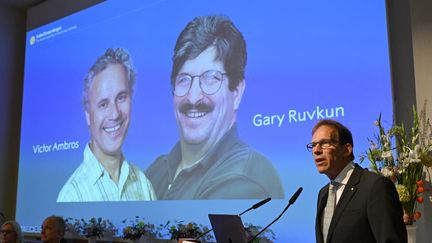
[41,216,65,243]
[0,221,24,243]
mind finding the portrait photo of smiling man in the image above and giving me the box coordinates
[57,48,156,202]
[146,15,284,199]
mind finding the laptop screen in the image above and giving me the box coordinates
[208,214,247,243]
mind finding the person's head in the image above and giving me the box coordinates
[171,15,247,148]
[0,221,24,243]
[83,48,136,159]
[41,216,65,243]
[309,119,354,180]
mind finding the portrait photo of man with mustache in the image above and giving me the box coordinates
[57,48,156,202]
[146,15,284,200]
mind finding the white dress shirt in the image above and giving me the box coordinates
[57,144,156,202]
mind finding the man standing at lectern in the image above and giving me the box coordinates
[146,15,284,199]
[308,119,406,243]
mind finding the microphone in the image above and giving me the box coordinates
[289,187,303,205]
[239,197,271,216]
[247,187,303,243]
[195,197,272,240]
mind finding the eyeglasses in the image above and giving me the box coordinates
[306,139,339,152]
[0,230,15,235]
[173,70,226,97]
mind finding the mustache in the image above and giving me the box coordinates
[179,100,214,114]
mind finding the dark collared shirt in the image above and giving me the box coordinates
[146,125,284,199]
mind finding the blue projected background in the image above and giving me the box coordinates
[17,0,393,242]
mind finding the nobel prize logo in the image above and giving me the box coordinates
[30,36,36,45]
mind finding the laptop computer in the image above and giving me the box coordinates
[208,214,247,243]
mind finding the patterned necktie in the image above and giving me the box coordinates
[323,181,338,243]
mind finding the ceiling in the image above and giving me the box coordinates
[0,0,46,10]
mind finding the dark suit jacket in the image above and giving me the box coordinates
[315,164,407,243]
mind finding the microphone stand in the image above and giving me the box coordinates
[246,205,290,243]
[247,188,303,243]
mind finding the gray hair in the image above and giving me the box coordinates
[83,47,136,110]
[1,220,25,243]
